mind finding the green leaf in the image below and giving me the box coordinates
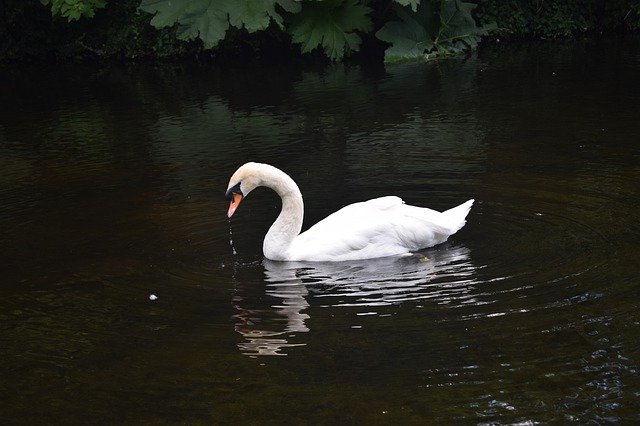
[181,4,229,47]
[375,2,437,63]
[391,0,421,13]
[230,0,301,32]
[376,0,495,63]
[288,0,373,61]
[41,0,107,20]
[68,9,81,20]
[140,0,301,49]
[437,0,491,51]
[140,0,188,27]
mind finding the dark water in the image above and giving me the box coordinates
[1,38,640,423]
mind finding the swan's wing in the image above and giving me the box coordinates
[287,196,465,261]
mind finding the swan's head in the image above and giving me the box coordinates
[225,162,263,218]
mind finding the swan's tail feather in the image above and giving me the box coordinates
[443,199,474,232]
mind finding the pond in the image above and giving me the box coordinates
[1,38,639,423]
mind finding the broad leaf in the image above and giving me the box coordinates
[437,0,493,52]
[229,0,301,32]
[376,0,495,63]
[375,2,437,63]
[41,0,106,21]
[391,0,421,13]
[288,0,373,61]
[140,0,302,48]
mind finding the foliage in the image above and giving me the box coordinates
[375,2,437,62]
[438,0,493,50]
[287,0,373,61]
[476,0,640,40]
[136,0,490,62]
[138,0,301,49]
[40,0,106,21]
[2,0,196,61]
[376,0,495,63]
[391,0,421,12]
[4,0,640,62]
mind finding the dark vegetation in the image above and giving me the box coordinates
[2,0,639,63]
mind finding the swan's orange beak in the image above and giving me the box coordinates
[227,193,243,218]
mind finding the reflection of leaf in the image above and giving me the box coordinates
[151,96,306,159]
[375,2,437,63]
[288,0,373,61]
[139,0,301,48]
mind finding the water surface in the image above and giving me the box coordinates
[1,38,639,423]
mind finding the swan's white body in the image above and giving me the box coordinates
[226,162,473,262]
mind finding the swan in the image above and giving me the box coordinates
[226,162,474,262]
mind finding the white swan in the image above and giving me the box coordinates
[226,162,474,262]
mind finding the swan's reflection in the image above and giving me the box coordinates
[234,244,476,356]
[232,278,310,357]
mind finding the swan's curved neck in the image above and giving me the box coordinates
[260,166,304,260]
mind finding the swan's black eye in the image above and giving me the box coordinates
[225,182,242,200]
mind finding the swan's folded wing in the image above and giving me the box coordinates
[287,197,456,261]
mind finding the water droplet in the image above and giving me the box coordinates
[229,221,237,255]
